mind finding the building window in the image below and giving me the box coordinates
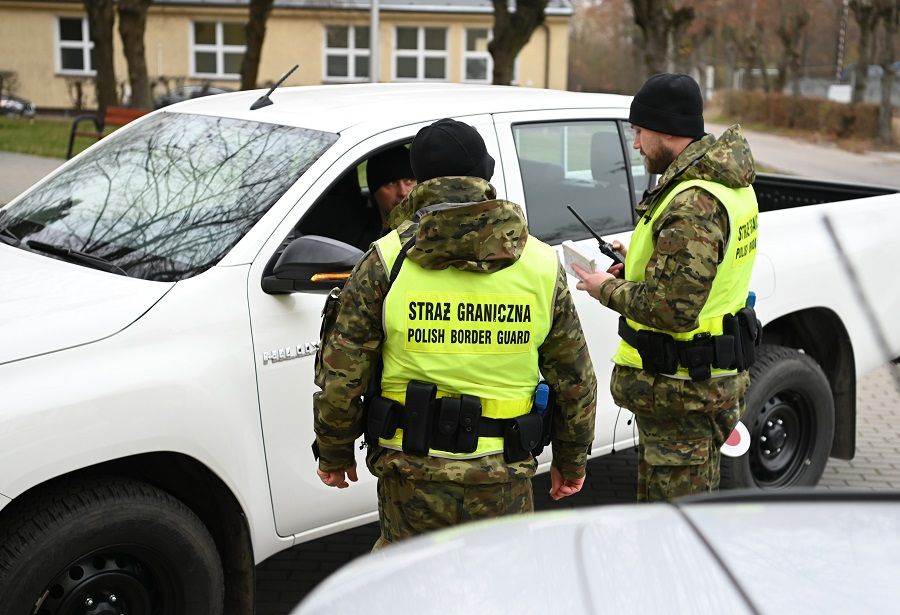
[393,27,447,81]
[464,28,492,83]
[191,22,246,79]
[57,17,94,74]
[324,25,370,81]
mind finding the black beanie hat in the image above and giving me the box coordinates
[410,118,495,183]
[366,145,414,192]
[629,73,705,139]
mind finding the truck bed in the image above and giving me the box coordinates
[754,173,898,212]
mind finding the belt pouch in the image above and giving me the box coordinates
[504,413,543,463]
[402,381,436,456]
[365,397,401,445]
[432,397,461,452]
[455,395,482,454]
[736,308,760,369]
[721,314,742,370]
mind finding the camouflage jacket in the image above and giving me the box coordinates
[597,125,756,411]
[313,177,597,483]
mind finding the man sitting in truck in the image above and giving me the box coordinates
[356,145,417,249]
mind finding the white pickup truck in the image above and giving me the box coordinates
[1,83,899,613]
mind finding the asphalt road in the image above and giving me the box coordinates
[707,122,900,188]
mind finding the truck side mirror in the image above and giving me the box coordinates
[262,235,364,294]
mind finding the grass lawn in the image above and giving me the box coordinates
[0,115,115,159]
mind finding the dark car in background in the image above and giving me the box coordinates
[153,84,233,109]
[0,94,35,117]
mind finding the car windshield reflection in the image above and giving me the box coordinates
[0,113,337,281]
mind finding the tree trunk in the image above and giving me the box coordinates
[489,0,549,85]
[117,0,153,109]
[83,0,117,113]
[241,0,275,90]
[631,0,670,75]
[851,0,879,104]
[876,0,897,144]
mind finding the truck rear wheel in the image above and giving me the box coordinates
[0,477,224,615]
[721,344,835,489]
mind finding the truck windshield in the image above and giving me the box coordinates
[0,113,337,281]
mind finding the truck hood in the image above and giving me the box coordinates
[0,245,174,365]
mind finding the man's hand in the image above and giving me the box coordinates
[317,465,358,489]
[607,240,626,278]
[549,465,585,500]
[572,263,616,300]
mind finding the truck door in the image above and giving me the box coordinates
[492,111,646,455]
[247,115,503,539]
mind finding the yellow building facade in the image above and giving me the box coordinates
[0,0,571,111]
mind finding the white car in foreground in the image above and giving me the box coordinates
[294,491,900,615]
[1,83,899,612]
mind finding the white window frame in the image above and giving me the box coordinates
[463,27,493,84]
[190,21,246,80]
[55,16,95,76]
[322,25,371,82]
[392,26,448,82]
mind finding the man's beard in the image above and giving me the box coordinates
[643,148,677,175]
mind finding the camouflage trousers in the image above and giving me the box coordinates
[611,365,747,503]
[372,473,534,549]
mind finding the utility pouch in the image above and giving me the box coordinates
[736,307,761,369]
[455,395,482,454]
[721,313,743,370]
[432,397,462,452]
[639,330,679,375]
[504,413,544,463]
[365,396,402,446]
[402,381,437,456]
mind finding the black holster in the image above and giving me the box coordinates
[364,395,402,446]
[503,413,544,463]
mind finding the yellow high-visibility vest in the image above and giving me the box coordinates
[374,230,557,458]
[613,179,759,378]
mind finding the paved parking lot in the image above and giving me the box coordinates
[255,362,900,614]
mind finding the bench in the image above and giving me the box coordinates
[66,106,150,159]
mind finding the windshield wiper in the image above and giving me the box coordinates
[26,240,129,276]
[0,225,20,246]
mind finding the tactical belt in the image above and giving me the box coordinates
[366,380,551,462]
[617,307,761,381]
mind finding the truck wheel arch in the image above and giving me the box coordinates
[0,452,254,614]
[760,307,855,460]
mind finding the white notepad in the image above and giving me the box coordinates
[561,240,615,278]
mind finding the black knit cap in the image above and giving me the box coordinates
[366,145,414,192]
[410,118,495,183]
[629,73,705,139]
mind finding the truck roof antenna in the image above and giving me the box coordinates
[250,64,299,111]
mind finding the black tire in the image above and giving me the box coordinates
[0,477,224,615]
[721,344,835,489]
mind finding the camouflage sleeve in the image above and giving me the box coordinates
[313,248,388,471]
[538,264,597,480]
[597,189,729,332]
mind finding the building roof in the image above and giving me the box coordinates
[152,0,574,16]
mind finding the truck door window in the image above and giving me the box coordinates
[512,120,633,244]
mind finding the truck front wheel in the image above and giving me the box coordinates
[721,344,835,489]
[0,477,224,615]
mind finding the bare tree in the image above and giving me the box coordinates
[240,0,275,90]
[851,0,880,103]
[875,0,898,144]
[489,0,549,85]
[775,7,811,94]
[631,0,695,75]
[83,0,118,112]
[0,71,19,97]
[118,0,153,108]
